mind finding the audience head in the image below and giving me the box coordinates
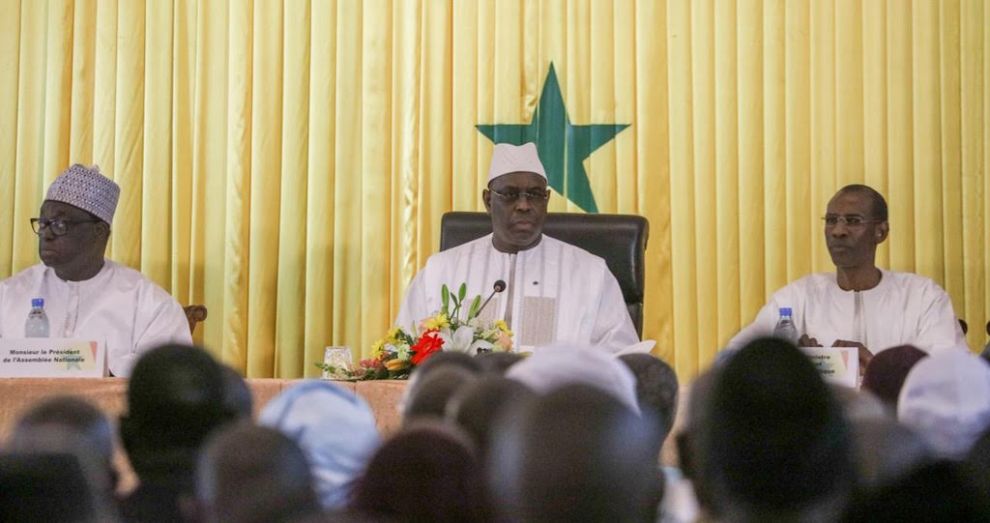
[9,395,117,492]
[675,367,721,516]
[400,351,482,413]
[898,349,990,459]
[489,383,660,522]
[705,337,854,519]
[403,366,479,423]
[259,380,380,509]
[121,344,236,482]
[0,452,114,522]
[192,422,319,523]
[506,343,640,413]
[843,460,990,522]
[445,376,536,461]
[861,345,928,410]
[848,418,931,489]
[620,352,679,447]
[221,364,254,419]
[351,422,490,523]
[475,350,524,374]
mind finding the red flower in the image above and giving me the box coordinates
[411,329,444,366]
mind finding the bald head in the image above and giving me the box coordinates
[195,423,318,523]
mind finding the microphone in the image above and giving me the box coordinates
[476,280,507,318]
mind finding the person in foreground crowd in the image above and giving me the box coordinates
[0,452,117,522]
[488,383,661,522]
[619,353,699,523]
[505,342,641,413]
[395,142,639,352]
[860,344,928,411]
[259,380,381,510]
[0,164,191,377]
[843,460,990,522]
[706,337,856,521]
[445,375,536,465]
[728,184,965,364]
[897,350,990,460]
[350,422,492,523]
[118,344,239,523]
[189,423,320,523]
[8,395,118,497]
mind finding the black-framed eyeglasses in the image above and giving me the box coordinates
[822,214,879,228]
[30,217,102,236]
[489,188,551,204]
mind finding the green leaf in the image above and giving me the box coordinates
[468,295,482,320]
[458,283,467,301]
[441,285,450,314]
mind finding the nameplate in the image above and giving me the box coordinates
[800,346,858,388]
[0,339,106,378]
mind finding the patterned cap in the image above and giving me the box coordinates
[45,164,120,225]
[487,142,548,183]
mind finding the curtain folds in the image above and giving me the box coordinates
[0,0,986,379]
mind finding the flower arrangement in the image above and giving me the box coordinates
[317,283,513,380]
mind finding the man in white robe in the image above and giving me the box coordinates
[729,184,965,360]
[396,143,639,353]
[0,164,192,376]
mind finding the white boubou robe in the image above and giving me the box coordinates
[727,270,966,353]
[0,260,192,377]
[396,234,640,353]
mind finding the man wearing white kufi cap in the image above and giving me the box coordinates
[395,143,638,353]
[0,164,191,376]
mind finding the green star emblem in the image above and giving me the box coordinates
[476,63,629,213]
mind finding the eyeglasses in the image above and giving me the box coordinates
[488,188,551,204]
[822,214,880,228]
[30,217,102,236]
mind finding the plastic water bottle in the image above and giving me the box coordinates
[24,298,50,338]
[773,307,798,345]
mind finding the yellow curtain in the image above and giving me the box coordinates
[0,0,987,379]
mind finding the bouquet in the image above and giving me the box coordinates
[317,283,513,380]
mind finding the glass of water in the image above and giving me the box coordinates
[322,346,354,379]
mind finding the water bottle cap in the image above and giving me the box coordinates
[31,298,44,308]
[779,307,792,316]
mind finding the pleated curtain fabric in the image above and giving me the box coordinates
[0,0,987,379]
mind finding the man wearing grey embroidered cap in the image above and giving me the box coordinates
[0,164,191,377]
[395,143,639,353]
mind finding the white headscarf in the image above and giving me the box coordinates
[259,380,381,508]
[897,349,990,459]
[506,343,640,414]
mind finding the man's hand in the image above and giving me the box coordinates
[833,339,873,375]
[797,334,822,347]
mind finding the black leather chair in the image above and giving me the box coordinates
[439,212,649,336]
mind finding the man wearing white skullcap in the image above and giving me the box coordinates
[395,143,638,353]
[0,164,191,376]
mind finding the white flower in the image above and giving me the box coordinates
[441,325,476,354]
